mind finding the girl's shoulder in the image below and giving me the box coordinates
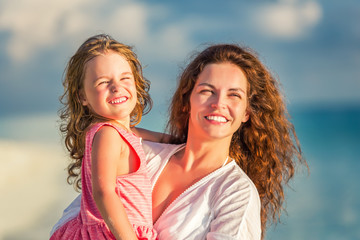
[87,122,136,141]
[87,121,125,134]
[85,122,143,156]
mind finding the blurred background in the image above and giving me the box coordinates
[0,0,359,239]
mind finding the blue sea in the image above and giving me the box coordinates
[266,106,360,240]
[1,105,359,239]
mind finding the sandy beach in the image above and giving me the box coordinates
[0,140,78,239]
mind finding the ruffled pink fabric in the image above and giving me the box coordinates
[50,123,157,240]
[50,215,157,239]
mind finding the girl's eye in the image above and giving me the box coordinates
[98,80,109,85]
[121,74,134,81]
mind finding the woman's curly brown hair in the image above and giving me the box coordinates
[166,44,307,238]
[59,34,152,191]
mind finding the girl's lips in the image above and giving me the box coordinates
[108,96,128,104]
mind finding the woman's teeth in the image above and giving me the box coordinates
[205,115,228,123]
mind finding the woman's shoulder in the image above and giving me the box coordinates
[228,162,259,193]
[195,161,261,239]
[209,162,261,238]
[142,141,185,184]
[213,161,261,209]
[142,141,184,159]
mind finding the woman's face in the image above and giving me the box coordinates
[188,62,249,141]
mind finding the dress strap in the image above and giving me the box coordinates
[222,156,229,167]
[86,122,145,164]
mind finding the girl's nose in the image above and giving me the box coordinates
[111,82,120,93]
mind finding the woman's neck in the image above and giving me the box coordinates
[175,135,231,172]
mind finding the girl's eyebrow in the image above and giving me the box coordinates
[94,71,133,81]
[121,71,133,76]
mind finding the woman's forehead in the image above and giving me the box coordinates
[195,63,247,89]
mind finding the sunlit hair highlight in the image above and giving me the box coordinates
[166,44,307,238]
[59,34,152,191]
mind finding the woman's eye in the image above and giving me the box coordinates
[200,89,213,94]
[229,93,241,99]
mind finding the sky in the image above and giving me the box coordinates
[0,0,359,131]
[0,0,359,239]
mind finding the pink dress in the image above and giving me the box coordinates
[50,122,157,240]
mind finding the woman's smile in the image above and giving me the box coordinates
[189,62,249,140]
[204,114,229,124]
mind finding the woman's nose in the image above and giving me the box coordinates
[210,95,226,109]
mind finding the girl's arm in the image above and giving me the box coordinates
[132,127,171,143]
[91,126,138,240]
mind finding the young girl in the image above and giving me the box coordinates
[50,34,157,240]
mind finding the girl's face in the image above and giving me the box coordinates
[81,51,137,127]
[188,62,249,141]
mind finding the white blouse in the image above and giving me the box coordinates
[51,141,261,239]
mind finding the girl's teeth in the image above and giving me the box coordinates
[110,97,126,104]
[206,116,227,123]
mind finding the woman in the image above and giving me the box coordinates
[52,44,306,239]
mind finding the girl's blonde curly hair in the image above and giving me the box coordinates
[59,34,152,191]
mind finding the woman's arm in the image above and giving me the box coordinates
[132,127,171,143]
[91,126,138,240]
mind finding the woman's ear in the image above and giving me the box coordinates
[242,109,250,123]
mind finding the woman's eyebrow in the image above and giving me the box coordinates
[229,88,246,94]
[197,83,246,94]
[197,82,215,88]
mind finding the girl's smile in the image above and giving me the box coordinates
[80,51,137,127]
[108,96,128,104]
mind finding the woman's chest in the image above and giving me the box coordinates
[151,161,216,223]
[152,177,216,240]
[152,166,192,223]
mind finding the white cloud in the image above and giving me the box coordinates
[0,0,195,63]
[253,0,322,39]
[141,22,194,61]
[0,0,91,61]
[108,4,148,43]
